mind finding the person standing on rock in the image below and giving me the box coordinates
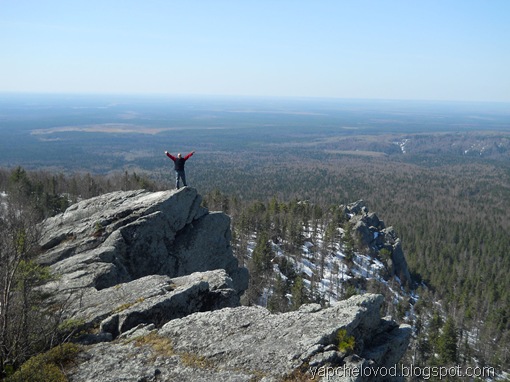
[165,150,195,189]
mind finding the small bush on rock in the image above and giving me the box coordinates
[6,343,81,382]
[337,329,355,354]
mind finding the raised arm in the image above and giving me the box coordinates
[165,151,176,161]
[184,151,195,160]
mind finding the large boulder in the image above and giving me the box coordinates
[64,269,240,342]
[38,187,249,295]
[67,294,412,382]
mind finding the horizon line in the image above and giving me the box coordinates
[1,91,510,106]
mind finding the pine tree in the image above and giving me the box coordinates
[428,310,443,351]
[252,231,273,274]
[267,274,289,313]
[291,275,306,310]
[438,316,458,364]
[246,231,274,306]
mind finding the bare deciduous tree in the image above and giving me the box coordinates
[0,193,52,375]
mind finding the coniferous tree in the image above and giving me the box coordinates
[267,274,289,313]
[438,316,458,364]
[246,231,274,305]
[252,231,273,275]
[291,275,306,310]
[428,310,443,356]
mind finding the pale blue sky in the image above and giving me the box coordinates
[1,0,509,102]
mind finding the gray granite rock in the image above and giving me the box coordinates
[67,294,411,382]
[343,200,411,286]
[38,187,248,296]
[35,190,411,381]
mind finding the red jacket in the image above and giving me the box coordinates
[166,152,194,171]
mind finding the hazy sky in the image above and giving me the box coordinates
[1,1,509,102]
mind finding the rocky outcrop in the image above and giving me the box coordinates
[67,294,411,382]
[36,189,411,381]
[344,200,412,286]
[38,188,248,293]
[69,270,240,343]
[37,188,249,338]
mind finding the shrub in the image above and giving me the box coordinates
[336,329,355,354]
[6,343,81,382]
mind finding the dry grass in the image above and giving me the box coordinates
[133,332,175,358]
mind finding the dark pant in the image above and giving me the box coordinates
[175,170,186,189]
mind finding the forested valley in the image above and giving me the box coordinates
[1,150,509,379]
[195,155,510,374]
